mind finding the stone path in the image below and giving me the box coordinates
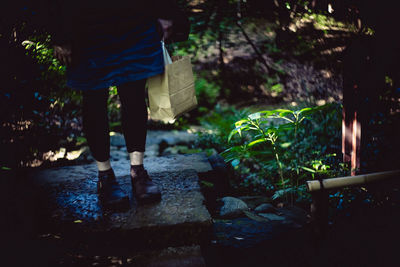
[28,130,212,265]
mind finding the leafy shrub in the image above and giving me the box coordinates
[194,74,221,109]
[220,103,348,203]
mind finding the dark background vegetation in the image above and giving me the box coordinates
[1,0,399,203]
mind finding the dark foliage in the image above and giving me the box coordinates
[1,0,400,170]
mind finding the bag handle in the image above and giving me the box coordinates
[161,41,172,65]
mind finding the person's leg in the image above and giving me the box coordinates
[82,88,128,208]
[117,79,161,203]
[117,79,148,166]
[82,88,111,168]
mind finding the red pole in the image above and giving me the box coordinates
[342,84,361,176]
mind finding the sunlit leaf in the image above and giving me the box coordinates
[298,107,313,114]
[248,138,267,147]
[235,119,249,127]
[280,142,292,148]
[301,166,316,173]
[272,109,294,118]
[248,112,261,120]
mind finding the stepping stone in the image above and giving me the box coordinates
[30,166,212,250]
[32,153,213,186]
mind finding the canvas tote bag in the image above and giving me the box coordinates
[147,42,197,122]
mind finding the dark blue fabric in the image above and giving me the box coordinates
[67,20,164,90]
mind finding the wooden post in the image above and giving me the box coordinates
[342,85,362,176]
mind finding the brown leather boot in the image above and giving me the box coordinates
[97,168,129,210]
[130,165,161,203]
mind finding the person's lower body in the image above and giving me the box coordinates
[82,79,161,208]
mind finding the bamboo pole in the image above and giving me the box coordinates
[306,170,400,192]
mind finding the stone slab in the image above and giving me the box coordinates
[143,153,212,173]
[32,153,213,186]
[32,169,212,250]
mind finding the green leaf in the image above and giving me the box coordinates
[234,119,249,127]
[251,110,277,119]
[270,83,283,93]
[227,129,238,142]
[298,107,313,114]
[228,125,248,142]
[280,142,292,148]
[301,166,316,173]
[248,138,267,147]
[248,112,262,120]
[273,109,294,118]
[1,166,11,171]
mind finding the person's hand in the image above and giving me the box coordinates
[158,19,173,41]
[53,44,72,66]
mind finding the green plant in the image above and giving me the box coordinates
[194,74,220,108]
[221,103,347,204]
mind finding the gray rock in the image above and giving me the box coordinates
[162,146,183,155]
[161,145,201,156]
[110,150,129,161]
[254,203,275,213]
[109,130,197,157]
[144,144,160,158]
[142,153,212,173]
[110,132,126,147]
[219,196,249,218]
[146,130,197,146]
[258,213,286,221]
[237,196,272,210]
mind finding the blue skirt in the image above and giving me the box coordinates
[67,20,164,91]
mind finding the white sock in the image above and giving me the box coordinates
[129,151,144,166]
[96,160,111,171]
